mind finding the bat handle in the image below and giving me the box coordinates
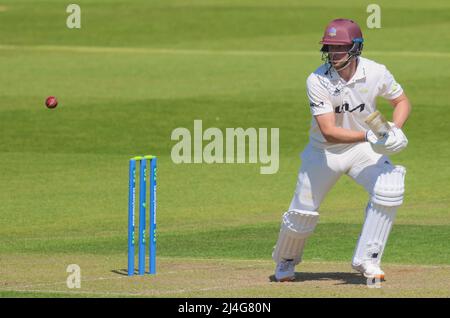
[365,111,391,139]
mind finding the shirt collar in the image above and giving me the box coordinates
[328,57,366,85]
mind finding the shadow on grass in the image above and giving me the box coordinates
[269,272,371,285]
[111,269,156,276]
[111,269,131,276]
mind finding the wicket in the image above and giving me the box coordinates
[128,155,157,276]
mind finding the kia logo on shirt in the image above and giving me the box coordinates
[310,101,324,108]
[335,103,365,113]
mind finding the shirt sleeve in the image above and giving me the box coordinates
[306,74,334,116]
[378,66,403,100]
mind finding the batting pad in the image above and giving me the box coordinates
[371,165,406,207]
[352,202,397,267]
[272,209,319,265]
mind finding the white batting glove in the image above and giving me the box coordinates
[368,123,408,155]
[365,129,381,144]
[366,130,391,155]
[384,125,408,153]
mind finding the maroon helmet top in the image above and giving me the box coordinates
[320,19,363,45]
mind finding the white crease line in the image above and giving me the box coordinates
[2,260,448,292]
[0,44,449,58]
[0,289,150,297]
[0,275,129,290]
[1,280,275,297]
[1,280,272,297]
[1,262,266,290]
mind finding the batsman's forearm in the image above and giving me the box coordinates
[393,99,411,128]
[321,127,366,143]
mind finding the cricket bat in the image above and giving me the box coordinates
[365,110,391,139]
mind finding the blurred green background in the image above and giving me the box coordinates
[0,0,449,296]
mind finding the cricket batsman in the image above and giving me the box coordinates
[272,19,411,281]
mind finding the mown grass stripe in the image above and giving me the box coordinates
[2,223,448,265]
[1,45,450,58]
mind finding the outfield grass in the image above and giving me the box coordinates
[0,0,449,297]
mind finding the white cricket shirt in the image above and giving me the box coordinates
[306,57,403,151]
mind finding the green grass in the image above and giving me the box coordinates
[0,291,107,298]
[2,223,449,265]
[0,0,449,297]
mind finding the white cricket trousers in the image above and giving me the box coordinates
[289,142,391,211]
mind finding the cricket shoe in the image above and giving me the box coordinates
[352,262,385,280]
[274,259,296,282]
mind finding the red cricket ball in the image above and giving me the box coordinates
[45,96,58,109]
